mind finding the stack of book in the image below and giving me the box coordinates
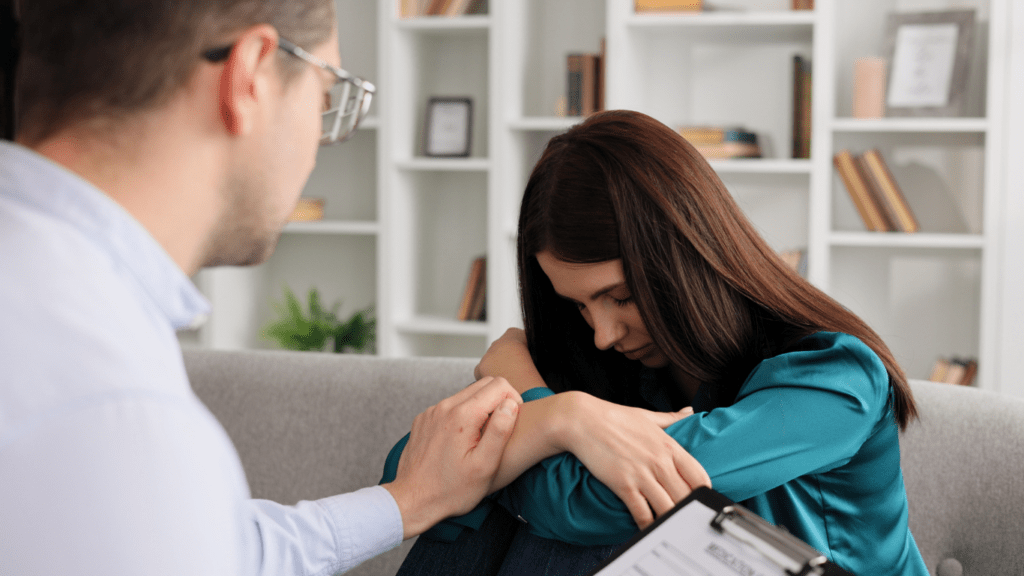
[677,126,761,159]
[634,0,702,12]
[400,0,487,18]
[929,357,978,387]
[456,256,486,322]
[833,149,919,233]
[566,41,606,117]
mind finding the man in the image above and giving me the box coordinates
[0,1,522,574]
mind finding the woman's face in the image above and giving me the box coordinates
[536,251,670,369]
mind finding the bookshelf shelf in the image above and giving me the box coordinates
[396,158,492,172]
[624,10,814,42]
[709,159,812,175]
[831,118,990,133]
[396,316,490,336]
[508,117,584,132]
[396,15,491,32]
[282,220,380,236]
[829,232,986,250]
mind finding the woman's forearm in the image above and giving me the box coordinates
[488,391,584,492]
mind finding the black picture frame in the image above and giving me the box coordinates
[423,97,473,157]
[883,9,975,117]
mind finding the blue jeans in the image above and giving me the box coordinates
[396,507,622,576]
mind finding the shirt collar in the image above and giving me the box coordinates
[0,141,211,330]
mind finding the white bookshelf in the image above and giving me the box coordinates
[185,0,1022,394]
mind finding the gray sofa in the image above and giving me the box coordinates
[184,348,1024,576]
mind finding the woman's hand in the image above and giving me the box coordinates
[475,328,546,394]
[554,392,711,530]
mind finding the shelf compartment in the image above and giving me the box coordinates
[829,246,981,383]
[283,220,380,235]
[829,232,985,250]
[832,118,990,133]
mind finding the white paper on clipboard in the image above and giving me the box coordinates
[593,500,786,576]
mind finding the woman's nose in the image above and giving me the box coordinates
[591,308,626,351]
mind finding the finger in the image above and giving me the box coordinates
[471,397,519,464]
[641,478,677,519]
[674,450,712,490]
[621,490,655,530]
[656,451,694,504]
[447,375,497,405]
[465,376,523,409]
[473,364,483,380]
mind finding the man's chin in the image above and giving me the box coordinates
[202,231,280,268]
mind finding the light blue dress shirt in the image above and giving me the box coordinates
[0,141,402,575]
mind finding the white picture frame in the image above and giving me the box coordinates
[423,97,473,157]
[884,10,975,117]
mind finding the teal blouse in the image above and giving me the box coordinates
[381,332,929,576]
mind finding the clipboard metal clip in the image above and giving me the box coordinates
[711,505,828,576]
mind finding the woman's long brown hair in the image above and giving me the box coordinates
[518,110,917,429]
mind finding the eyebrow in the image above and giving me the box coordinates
[557,282,628,305]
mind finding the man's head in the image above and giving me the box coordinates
[15,0,346,271]
[15,0,335,145]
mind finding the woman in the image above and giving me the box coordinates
[383,110,928,576]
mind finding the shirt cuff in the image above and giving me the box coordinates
[317,485,404,569]
[522,387,555,402]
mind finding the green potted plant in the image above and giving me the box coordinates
[262,286,375,353]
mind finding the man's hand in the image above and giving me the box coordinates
[382,376,522,539]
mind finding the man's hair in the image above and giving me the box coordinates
[14,0,334,144]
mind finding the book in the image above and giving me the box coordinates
[853,154,898,231]
[443,0,474,16]
[928,357,978,386]
[677,126,761,159]
[426,0,452,16]
[779,249,808,277]
[635,0,702,12]
[860,149,920,233]
[792,55,812,159]
[929,358,950,382]
[833,149,889,232]
[566,53,600,117]
[457,256,486,322]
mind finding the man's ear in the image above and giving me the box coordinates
[218,25,280,136]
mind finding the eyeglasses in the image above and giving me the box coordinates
[203,37,376,145]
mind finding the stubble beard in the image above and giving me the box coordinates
[199,170,286,268]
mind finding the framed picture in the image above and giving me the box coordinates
[423,97,473,157]
[883,9,975,117]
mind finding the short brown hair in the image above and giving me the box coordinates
[518,110,917,429]
[14,0,334,144]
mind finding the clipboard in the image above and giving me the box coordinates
[587,487,854,576]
